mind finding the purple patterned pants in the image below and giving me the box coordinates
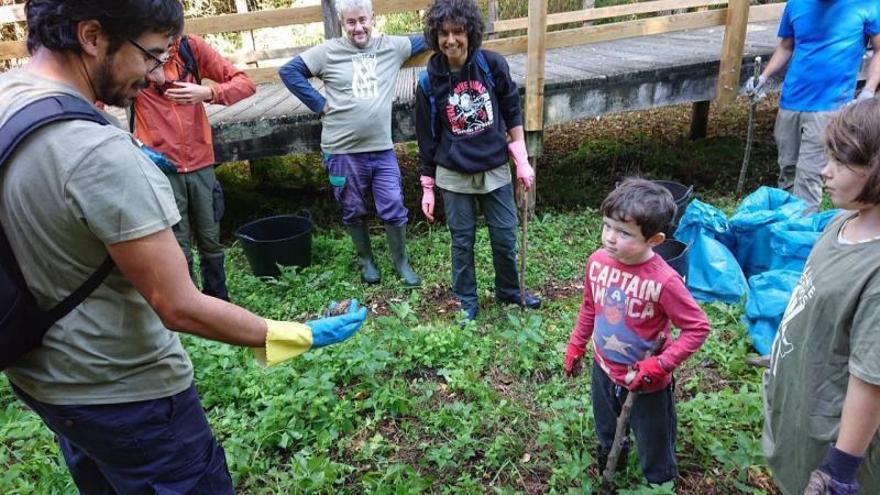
[324,149,409,226]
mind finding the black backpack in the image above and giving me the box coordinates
[0,95,115,370]
[178,35,201,84]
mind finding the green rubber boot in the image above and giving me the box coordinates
[385,224,421,288]
[347,224,380,284]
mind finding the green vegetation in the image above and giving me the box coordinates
[1,205,776,493]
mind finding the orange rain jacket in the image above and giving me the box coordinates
[133,35,256,173]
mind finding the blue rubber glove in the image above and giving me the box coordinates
[306,299,367,348]
[140,143,177,174]
[804,446,862,495]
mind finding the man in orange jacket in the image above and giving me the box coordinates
[133,34,255,300]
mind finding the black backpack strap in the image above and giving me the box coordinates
[417,70,438,140]
[474,50,494,90]
[0,95,114,325]
[179,36,201,84]
[45,256,114,321]
[0,95,109,165]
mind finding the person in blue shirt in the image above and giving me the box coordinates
[744,0,880,213]
[279,0,427,288]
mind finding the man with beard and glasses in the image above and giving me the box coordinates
[279,0,426,288]
[131,35,255,302]
[0,1,367,492]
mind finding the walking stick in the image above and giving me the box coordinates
[736,56,763,197]
[519,186,529,307]
[601,333,667,493]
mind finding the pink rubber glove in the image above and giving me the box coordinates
[508,140,535,191]
[420,175,435,222]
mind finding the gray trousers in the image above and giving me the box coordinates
[441,183,522,311]
[774,108,836,213]
[168,166,228,299]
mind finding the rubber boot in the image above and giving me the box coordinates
[347,224,380,284]
[385,224,421,288]
[200,252,230,301]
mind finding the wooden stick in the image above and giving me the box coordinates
[519,186,529,307]
[737,56,762,197]
[601,333,667,493]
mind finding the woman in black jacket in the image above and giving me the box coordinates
[415,0,539,321]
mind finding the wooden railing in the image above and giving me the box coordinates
[1,1,784,92]
[490,0,729,33]
[0,0,432,82]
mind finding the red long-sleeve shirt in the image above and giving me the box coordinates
[133,35,256,173]
[568,249,711,392]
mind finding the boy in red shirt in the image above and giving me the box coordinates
[564,178,711,485]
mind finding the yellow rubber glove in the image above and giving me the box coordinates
[252,319,313,367]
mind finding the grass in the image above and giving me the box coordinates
[0,97,788,493]
[0,207,775,494]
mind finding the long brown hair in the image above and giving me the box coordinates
[825,98,880,204]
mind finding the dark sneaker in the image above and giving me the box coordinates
[457,306,478,328]
[497,293,542,309]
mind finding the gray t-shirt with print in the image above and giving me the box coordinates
[763,212,880,494]
[0,70,192,405]
[301,34,411,153]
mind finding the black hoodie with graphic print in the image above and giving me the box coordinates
[415,49,523,178]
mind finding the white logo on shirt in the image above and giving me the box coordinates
[351,52,377,100]
[770,264,815,376]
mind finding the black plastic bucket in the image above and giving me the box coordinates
[655,239,690,280]
[652,180,694,235]
[234,212,313,277]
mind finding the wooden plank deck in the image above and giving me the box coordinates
[209,21,785,162]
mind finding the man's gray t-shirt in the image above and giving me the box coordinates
[301,34,411,154]
[764,212,880,494]
[0,70,192,405]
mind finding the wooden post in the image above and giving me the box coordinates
[690,100,710,139]
[487,0,498,39]
[582,0,595,27]
[235,0,259,68]
[715,0,750,105]
[322,0,341,40]
[524,0,549,215]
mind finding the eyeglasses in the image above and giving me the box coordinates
[127,39,170,74]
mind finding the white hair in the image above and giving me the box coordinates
[336,0,373,19]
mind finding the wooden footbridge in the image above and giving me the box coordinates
[1,1,790,163]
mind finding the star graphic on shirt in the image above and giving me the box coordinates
[603,334,632,356]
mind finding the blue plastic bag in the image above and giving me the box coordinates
[744,270,802,356]
[729,187,807,278]
[675,200,748,304]
[767,210,839,272]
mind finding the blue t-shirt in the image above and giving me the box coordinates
[778,0,880,112]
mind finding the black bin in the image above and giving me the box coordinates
[652,180,693,236]
[234,212,313,277]
[655,239,690,280]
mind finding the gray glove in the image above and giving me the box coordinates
[744,75,767,97]
[856,88,876,102]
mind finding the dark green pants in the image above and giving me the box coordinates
[168,166,228,300]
